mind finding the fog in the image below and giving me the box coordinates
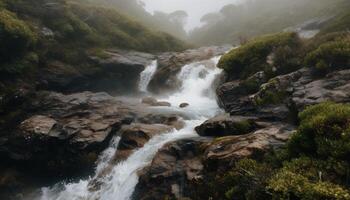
[141,0,242,31]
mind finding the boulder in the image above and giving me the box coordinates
[203,123,295,171]
[133,138,211,200]
[137,114,185,130]
[142,97,171,107]
[195,114,258,137]
[0,91,137,177]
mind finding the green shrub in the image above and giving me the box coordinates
[218,32,301,79]
[0,9,37,60]
[288,102,350,160]
[305,39,350,75]
[268,169,350,200]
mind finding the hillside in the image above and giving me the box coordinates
[188,0,350,45]
[0,0,189,95]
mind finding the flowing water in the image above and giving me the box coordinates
[39,56,223,200]
[138,60,158,93]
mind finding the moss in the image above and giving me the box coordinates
[255,90,288,106]
[218,32,301,79]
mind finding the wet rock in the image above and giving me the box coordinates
[217,71,267,114]
[195,114,258,137]
[40,50,155,94]
[203,123,295,171]
[179,103,189,108]
[117,123,172,151]
[133,138,212,200]
[138,114,185,130]
[1,91,137,177]
[142,97,171,107]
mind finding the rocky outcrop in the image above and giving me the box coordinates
[217,68,350,121]
[113,123,172,161]
[39,50,155,94]
[291,69,350,110]
[195,114,258,137]
[134,138,211,200]
[202,123,295,171]
[0,91,138,177]
[149,46,230,93]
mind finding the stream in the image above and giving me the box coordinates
[40,55,223,200]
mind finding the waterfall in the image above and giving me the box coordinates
[39,56,223,200]
[138,60,158,92]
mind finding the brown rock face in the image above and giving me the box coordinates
[133,138,211,200]
[142,97,171,107]
[203,123,295,171]
[1,91,137,177]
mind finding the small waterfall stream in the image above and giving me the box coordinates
[138,60,158,93]
[39,56,223,200]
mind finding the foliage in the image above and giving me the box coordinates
[268,169,350,200]
[0,10,37,61]
[304,38,350,75]
[218,32,300,79]
[287,102,350,160]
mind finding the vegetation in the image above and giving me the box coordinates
[193,102,350,200]
[189,0,349,46]
[305,38,350,75]
[218,32,301,79]
[0,10,37,61]
[0,0,189,94]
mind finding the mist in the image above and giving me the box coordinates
[141,0,242,31]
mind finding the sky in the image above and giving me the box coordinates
[141,0,241,31]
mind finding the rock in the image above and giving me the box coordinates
[195,114,258,137]
[149,46,231,93]
[138,114,185,130]
[203,123,295,171]
[179,103,189,108]
[133,138,212,200]
[142,97,158,105]
[155,101,171,107]
[142,97,171,107]
[217,71,267,114]
[0,91,138,177]
[291,69,350,110]
[39,50,155,94]
[117,123,172,151]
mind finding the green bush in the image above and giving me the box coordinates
[288,102,350,160]
[268,169,350,200]
[305,39,350,75]
[0,9,37,60]
[218,32,301,79]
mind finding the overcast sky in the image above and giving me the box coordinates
[141,0,242,31]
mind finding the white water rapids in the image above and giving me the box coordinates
[39,56,223,200]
